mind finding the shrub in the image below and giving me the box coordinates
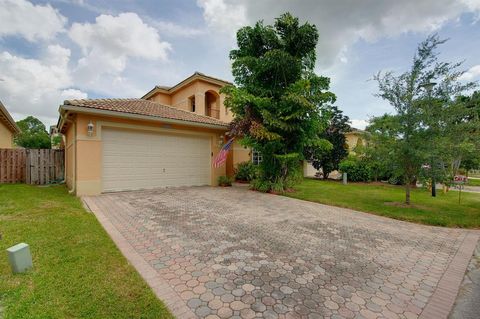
[339,157,371,182]
[270,181,285,193]
[283,163,303,189]
[217,175,232,187]
[250,179,271,192]
[235,161,258,182]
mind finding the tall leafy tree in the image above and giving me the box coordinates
[222,13,335,191]
[372,34,475,204]
[305,106,349,178]
[15,116,51,149]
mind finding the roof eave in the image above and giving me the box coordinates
[58,104,229,131]
[0,101,21,134]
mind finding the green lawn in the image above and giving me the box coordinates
[467,178,480,187]
[285,179,480,228]
[0,184,173,319]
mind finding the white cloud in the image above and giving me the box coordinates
[350,119,369,130]
[197,0,480,67]
[0,0,66,41]
[69,13,171,61]
[0,45,87,125]
[460,65,480,81]
[69,12,172,95]
[152,20,205,37]
[197,0,247,36]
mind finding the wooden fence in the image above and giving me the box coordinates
[0,149,64,184]
[0,149,26,183]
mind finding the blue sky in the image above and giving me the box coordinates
[0,0,479,129]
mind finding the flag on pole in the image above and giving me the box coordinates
[213,138,234,168]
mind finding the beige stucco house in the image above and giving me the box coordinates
[0,101,20,148]
[57,72,250,196]
[345,128,365,153]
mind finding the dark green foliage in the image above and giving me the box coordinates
[222,13,334,192]
[250,160,303,192]
[235,161,258,181]
[51,135,62,148]
[15,116,51,149]
[218,175,233,186]
[339,156,371,182]
[305,106,350,178]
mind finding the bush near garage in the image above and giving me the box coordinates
[218,175,233,187]
[235,161,258,182]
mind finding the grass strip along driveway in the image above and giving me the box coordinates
[286,179,480,228]
[0,184,173,319]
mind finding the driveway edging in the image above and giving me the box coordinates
[83,197,196,319]
[420,231,480,319]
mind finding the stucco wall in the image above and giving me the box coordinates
[149,92,172,105]
[232,142,251,167]
[0,121,14,148]
[226,141,251,177]
[66,113,227,196]
[303,162,319,177]
[345,132,364,152]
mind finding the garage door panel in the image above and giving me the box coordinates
[102,128,211,192]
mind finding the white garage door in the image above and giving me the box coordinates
[102,127,211,192]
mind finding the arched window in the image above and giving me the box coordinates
[205,91,220,119]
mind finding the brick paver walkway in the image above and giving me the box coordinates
[84,186,479,319]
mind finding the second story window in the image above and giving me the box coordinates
[189,95,196,112]
[252,149,262,165]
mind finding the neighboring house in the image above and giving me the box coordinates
[303,127,366,178]
[50,125,62,149]
[0,101,20,148]
[345,127,365,153]
[57,72,250,196]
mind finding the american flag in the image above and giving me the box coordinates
[213,138,234,168]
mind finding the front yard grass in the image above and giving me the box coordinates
[467,178,480,187]
[285,179,480,228]
[0,184,173,319]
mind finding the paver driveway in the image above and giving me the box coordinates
[84,186,479,319]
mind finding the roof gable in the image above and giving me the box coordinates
[142,72,232,100]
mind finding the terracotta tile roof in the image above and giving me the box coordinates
[63,98,228,127]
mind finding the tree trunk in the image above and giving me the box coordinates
[405,183,411,205]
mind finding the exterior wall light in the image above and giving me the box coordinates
[87,121,94,136]
[218,134,224,146]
